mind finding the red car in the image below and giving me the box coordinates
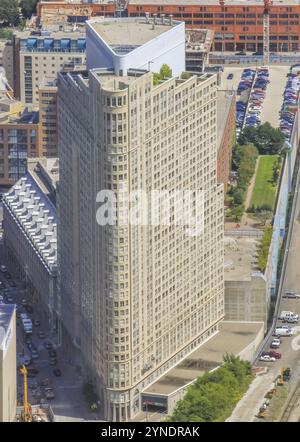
[262,351,282,359]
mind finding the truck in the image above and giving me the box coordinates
[274,327,294,337]
[279,311,299,322]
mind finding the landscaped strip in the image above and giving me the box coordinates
[249,155,281,212]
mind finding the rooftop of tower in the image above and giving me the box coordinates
[87,17,181,55]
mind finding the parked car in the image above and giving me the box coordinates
[23,357,31,366]
[262,351,281,359]
[27,367,39,377]
[38,331,46,339]
[50,358,57,366]
[31,350,39,360]
[44,341,52,350]
[271,338,281,349]
[0,265,7,273]
[25,304,33,313]
[283,291,300,299]
[260,355,276,362]
[21,299,28,307]
[227,73,234,80]
[33,319,41,327]
[49,349,57,358]
[53,368,62,377]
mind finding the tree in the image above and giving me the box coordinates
[238,123,285,155]
[230,205,244,221]
[232,188,244,205]
[160,64,172,79]
[0,0,20,26]
[20,0,38,19]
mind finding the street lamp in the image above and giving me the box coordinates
[148,61,154,71]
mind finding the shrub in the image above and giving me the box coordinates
[152,64,172,85]
[168,355,254,422]
[257,225,273,272]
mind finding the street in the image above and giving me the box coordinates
[228,162,300,422]
[0,210,102,421]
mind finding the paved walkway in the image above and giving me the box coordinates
[226,372,275,422]
[241,156,260,228]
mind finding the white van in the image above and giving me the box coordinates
[274,327,294,337]
[279,311,299,321]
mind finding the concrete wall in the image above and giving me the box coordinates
[86,19,186,76]
[0,309,16,422]
[238,322,264,361]
[267,107,300,297]
[225,274,268,330]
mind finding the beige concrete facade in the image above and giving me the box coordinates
[38,78,58,158]
[57,68,224,421]
[12,28,86,105]
[0,304,17,422]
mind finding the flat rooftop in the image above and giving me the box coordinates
[217,90,235,150]
[88,18,179,53]
[145,321,264,396]
[224,235,263,282]
[0,304,15,348]
[15,28,85,40]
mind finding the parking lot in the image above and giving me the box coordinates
[220,65,290,129]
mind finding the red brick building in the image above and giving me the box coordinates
[37,1,300,53]
[217,90,236,192]
[127,0,300,53]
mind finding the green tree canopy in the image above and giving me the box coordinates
[0,0,20,26]
[238,122,285,155]
[20,0,38,19]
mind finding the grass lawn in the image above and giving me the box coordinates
[250,155,280,211]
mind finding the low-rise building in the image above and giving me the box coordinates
[217,90,235,193]
[0,304,17,422]
[37,1,116,27]
[0,98,41,186]
[185,29,214,73]
[3,158,58,334]
[224,235,270,330]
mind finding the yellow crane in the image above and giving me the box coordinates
[20,365,32,422]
